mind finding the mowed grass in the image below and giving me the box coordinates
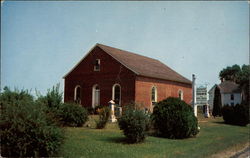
[59,115,249,158]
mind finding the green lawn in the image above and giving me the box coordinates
[59,115,249,158]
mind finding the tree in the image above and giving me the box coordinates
[219,64,241,82]
[212,86,222,117]
[219,64,250,104]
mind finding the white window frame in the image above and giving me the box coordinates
[112,83,121,105]
[92,84,100,108]
[74,85,81,104]
[151,86,157,104]
[94,59,100,71]
[178,89,184,100]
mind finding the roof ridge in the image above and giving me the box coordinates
[64,43,191,84]
[97,43,191,84]
[96,43,159,62]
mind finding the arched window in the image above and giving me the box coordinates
[74,85,81,104]
[112,84,121,105]
[92,84,100,108]
[151,86,157,106]
[178,90,183,100]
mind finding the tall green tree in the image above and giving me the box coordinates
[212,86,222,117]
[239,65,250,104]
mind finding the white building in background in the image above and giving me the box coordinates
[208,85,216,110]
[218,81,241,106]
[208,81,242,110]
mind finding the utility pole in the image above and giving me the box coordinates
[192,74,197,117]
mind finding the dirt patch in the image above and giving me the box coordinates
[209,142,249,158]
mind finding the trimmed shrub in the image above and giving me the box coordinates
[118,106,150,143]
[221,105,235,124]
[234,104,249,126]
[60,103,88,127]
[96,106,111,129]
[152,97,199,139]
[0,88,64,157]
[221,104,249,126]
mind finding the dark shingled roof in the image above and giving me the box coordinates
[218,81,241,93]
[97,43,191,84]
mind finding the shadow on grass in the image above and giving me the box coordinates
[104,136,128,144]
[101,136,147,145]
[213,121,249,127]
[213,121,226,125]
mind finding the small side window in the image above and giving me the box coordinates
[178,90,183,100]
[94,59,100,71]
[230,94,234,100]
[151,86,157,106]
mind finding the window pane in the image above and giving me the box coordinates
[76,87,81,99]
[151,87,156,102]
[95,90,100,106]
[114,86,120,105]
[94,59,100,71]
[231,94,234,100]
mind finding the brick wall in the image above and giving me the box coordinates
[64,46,136,108]
[135,76,192,111]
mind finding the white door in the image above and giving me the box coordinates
[92,85,100,108]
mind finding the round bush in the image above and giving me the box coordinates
[0,88,64,157]
[152,97,199,139]
[221,105,235,124]
[222,104,249,126]
[118,107,150,143]
[60,103,88,127]
[234,104,249,126]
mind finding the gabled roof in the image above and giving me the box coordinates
[64,43,191,84]
[218,81,241,93]
[208,85,217,94]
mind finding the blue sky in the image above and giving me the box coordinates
[1,1,249,95]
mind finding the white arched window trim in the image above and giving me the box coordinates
[112,83,121,105]
[92,84,100,108]
[74,85,81,104]
[178,89,184,100]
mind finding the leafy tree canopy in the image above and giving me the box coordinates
[219,64,249,85]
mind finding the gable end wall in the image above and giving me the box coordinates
[64,47,136,107]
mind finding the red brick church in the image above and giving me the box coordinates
[63,43,192,111]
